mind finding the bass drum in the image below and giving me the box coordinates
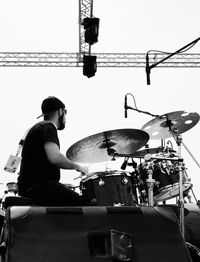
[80,171,136,206]
[170,203,200,261]
[0,208,5,232]
[168,203,200,249]
[185,242,200,262]
[184,204,200,249]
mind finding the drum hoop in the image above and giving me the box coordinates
[154,182,192,202]
[82,171,129,182]
[159,182,192,192]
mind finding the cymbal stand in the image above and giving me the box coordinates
[145,160,155,207]
[169,128,185,239]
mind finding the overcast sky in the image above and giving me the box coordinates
[0,0,199,202]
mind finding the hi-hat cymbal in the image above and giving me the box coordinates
[133,147,164,157]
[66,128,149,163]
[141,111,199,139]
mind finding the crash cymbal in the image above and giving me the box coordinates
[133,147,164,157]
[66,128,149,163]
[141,111,199,139]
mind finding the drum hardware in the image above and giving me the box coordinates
[98,178,105,186]
[5,182,18,195]
[141,110,200,239]
[166,123,197,239]
[143,160,155,207]
[113,202,124,207]
[128,164,148,205]
[102,139,117,157]
[144,153,181,163]
[113,146,168,160]
[133,146,165,157]
[121,176,128,185]
[186,242,200,261]
[120,157,129,170]
[172,132,187,239]
[79,181,86,191]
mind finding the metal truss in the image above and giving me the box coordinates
[78,0,93,59]
[0,0,199,68]
[0,52,200,67]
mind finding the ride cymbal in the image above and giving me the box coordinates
[66,128,149,163]
[141,111,199,139]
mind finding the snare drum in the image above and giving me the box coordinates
[80,171,135,206]
[138,161,192,202]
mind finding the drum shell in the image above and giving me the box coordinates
[81,172,135,206]
[153,163,179,190]
[138,162,192,202]
[165,204,200,249]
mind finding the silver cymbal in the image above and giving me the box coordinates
[141,110,199,139]
[133,147,165,157]
[66,128,149,163]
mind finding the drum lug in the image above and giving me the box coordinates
[99,178,105,187]
[80,182,86,191]
[122,176,128,185]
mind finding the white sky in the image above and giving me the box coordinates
[0,0,199,202]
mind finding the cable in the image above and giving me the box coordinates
[191,187,199,204]
[125,93,160,118]
[125,93,138,109]
[145,37,200,85]
[147,38,200,56]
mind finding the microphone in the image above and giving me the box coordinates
[146,53,151,85]
[124,95,128,118]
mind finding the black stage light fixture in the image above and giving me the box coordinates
[82,17,100,45]
[83,55,97,78]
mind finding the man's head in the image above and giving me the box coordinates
[37,96,67,130]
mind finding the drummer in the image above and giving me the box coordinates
[17,96,89,206]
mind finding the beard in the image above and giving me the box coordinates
[58,113,66,130]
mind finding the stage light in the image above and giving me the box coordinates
[83,55,97,78]
[82,17,100,45]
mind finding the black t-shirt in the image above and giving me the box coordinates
[18,121,60,187]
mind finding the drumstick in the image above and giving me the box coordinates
[74,163,93,180]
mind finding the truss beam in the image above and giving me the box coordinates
[79,0,93,58]
[0,52,200,67]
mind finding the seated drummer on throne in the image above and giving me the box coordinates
[17,96,88,206]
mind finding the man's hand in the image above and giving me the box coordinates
[76,165,89,176]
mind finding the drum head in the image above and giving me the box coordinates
[82,170,129,182]
[154,182,192,202]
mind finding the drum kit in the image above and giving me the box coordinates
[66,110,200,237]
